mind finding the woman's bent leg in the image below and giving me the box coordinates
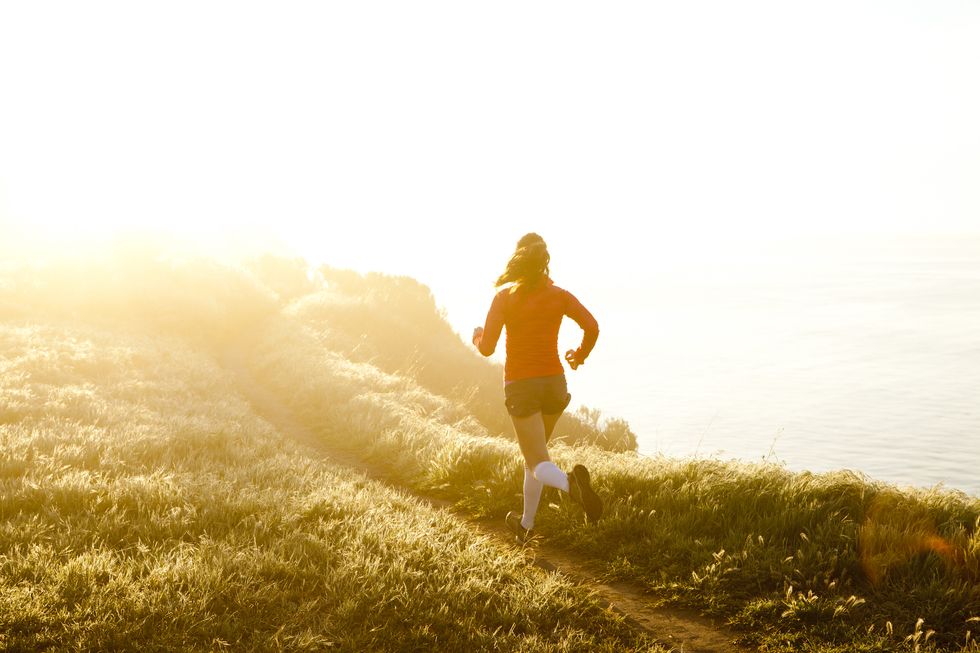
[511,412,570,492]
[513,409,601,524]
[511,413,547,529]
[511,412,570,528]
[535,411,570,490]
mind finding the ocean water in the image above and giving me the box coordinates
[560,238,980,497]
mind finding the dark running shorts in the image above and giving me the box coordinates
[503,373,572,418]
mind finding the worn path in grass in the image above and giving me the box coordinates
[220,340,748,653]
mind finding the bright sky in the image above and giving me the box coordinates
[2,1,979,331]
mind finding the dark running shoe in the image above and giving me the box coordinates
[567,464,603,523]
[505,511,532,543]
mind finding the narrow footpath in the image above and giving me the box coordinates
[220,340,749,653]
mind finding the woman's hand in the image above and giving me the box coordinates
[565,349,583,370]
[472,326,484,348]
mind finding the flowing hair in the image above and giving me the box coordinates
[495,232,550,291]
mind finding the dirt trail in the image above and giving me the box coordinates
[220,340,749,653]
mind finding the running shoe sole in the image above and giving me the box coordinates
[568,464,603,523]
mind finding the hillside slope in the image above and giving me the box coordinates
[244,304,980,653]
[2,251,978,652]
[0,320,659,651]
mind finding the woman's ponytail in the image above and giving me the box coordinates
[495,233,551,290]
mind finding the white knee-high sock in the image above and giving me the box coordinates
[533,461,569,493]
[521,467,544,530]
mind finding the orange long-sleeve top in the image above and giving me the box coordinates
[477,277,599,383]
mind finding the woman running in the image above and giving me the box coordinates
[472,232,603,541]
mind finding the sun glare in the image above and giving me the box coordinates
[1,4,979,651]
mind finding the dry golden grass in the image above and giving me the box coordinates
[246,307,980,652]
[2,251,978,652]
[0,321,660,652]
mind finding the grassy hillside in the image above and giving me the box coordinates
[0,321,660,651]
[2,251,978,652]
[247,305,980,653]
